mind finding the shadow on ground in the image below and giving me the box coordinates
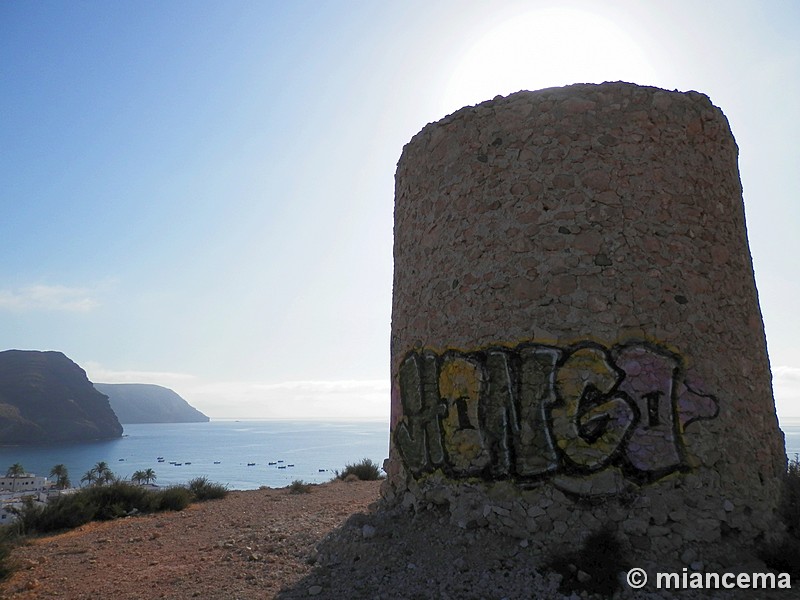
[274,503,562,600]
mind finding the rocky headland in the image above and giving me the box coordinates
[94,382,209,424]
[0,349,122,445]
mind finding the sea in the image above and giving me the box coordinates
[3,418,800,491]
[0,420,390,491]
[782,418,800,461]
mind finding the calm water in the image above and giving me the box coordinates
[0,420,389,490]
[2,419,799,490]
[782,419,800,460]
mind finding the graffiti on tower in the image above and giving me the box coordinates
[394,340,718,495]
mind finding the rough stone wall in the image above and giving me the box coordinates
[386,82,785,565]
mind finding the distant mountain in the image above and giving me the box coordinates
[0,350,123,444]
[95,383,209,424]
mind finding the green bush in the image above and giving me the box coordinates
[288,479,312,494]
[8,493,96,536]
[84,481,157,520]
[187,476,228,501]
[760,454,800,578]
[334,458,384,481]
[8,480,191,536]
[156,486,192,511]
[24,494,97,533]
[0,528,17,582]
[781,454,800,538]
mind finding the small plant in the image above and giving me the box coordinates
[10,493,96,535]
[187,476,228,501]
[334,458,384,481]
[546,527,628,597]
[0,528,18,582]
[759,454,800,578]
[288,479,312,494]
[156,486,192,511]
[85,480,156,520]
[781,454,800,538]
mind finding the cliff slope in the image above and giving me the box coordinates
[95,383,209,424]
[0,349,123,444]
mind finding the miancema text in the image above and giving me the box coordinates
[658,570,791,590]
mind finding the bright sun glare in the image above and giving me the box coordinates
[441,8,657,116]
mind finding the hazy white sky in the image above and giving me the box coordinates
[1,1,798,421]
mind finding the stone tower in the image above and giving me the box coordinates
[387,82,785,563]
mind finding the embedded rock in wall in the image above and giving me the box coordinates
[386,82,785,564]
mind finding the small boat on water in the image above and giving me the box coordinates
[278,466,287,469]
[277,460,284,463]
[287,464,295,467]
[213,461,221,464]
[268,461,277,465]
[185,462,192,465]
[247,462,256,466]
[174,463,182,466]
[318,469,326,472]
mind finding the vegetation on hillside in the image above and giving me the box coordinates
[333,458,384,482]
[187,476,228,501]
[49,464,71,489]
[0,466,228,582]
[131,468,157,485]
[288,479,313,494]
[4,464,24,479]
[81,461,116,487]
[760,454,800,577]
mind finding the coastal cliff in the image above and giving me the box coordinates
[95,383,209,424]
[0,349,123,444]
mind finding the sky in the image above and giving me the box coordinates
[1,1,798,421]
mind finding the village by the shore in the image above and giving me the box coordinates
[0,464,158,527]
[0,470,67,527]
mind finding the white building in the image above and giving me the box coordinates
[0,473,62,526]
[0,474,49,493]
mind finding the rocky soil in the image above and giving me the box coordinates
[0,480,794,599]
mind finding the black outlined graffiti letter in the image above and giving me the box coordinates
[482,350,519,477]
[612,344,683,475]
[439,354,490,475]
[551,345,637,471]
[515,346,561,477]
[395,351,445,475]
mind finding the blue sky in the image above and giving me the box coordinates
[1,1,798,420]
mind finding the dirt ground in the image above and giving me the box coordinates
[0,480,380,600]
[1,479,795,599]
